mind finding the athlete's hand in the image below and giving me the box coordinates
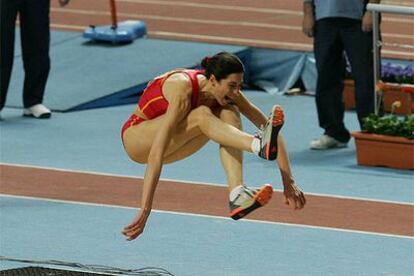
[122,209,150,240]
[283,182,306,210]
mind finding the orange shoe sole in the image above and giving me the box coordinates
[230,184,273,220]
[264,105,284,160]
[271,105,284,127]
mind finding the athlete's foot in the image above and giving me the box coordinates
[229,184,273,220]
[257,105,284,161]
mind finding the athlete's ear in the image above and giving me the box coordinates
[209,75,218,86]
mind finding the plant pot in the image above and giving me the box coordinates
[343,80,413,115]
[382,83,413,115]
[352,131,414,170]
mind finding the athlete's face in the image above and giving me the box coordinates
[211,73,243,106]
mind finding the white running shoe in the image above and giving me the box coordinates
[310,135,347,150]
[23,104,51,119]
[229,184,273,220]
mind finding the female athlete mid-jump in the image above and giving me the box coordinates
[121,52,306,240]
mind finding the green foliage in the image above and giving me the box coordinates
[363,114,414,139]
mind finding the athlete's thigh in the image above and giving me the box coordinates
[122,110,206,164]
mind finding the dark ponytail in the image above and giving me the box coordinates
[200,52,244,81]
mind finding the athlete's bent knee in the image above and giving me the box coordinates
[194,105,213,115]
[191,105,214,126]
[192,105,213,124]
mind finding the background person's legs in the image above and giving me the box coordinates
[0,0,20,110]
[314,19,350,143]
[20,0,50,108]
[341,19,375,129]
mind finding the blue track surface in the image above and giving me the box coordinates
[1,196,413,276]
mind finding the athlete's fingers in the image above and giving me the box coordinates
[284,195,290,205]
[125,222,145,239]
[123,221,144,235]
[295,192,306,210]
[127,229,144,240]
[123,219,139,231]
[123,226,142,239]
[294,196,300,210]
[300,192,306,207]
[123,221,139,233]
[122,217,147,237]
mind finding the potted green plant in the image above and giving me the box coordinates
[352,103,414,169]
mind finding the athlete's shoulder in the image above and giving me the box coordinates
[163,72,193,94]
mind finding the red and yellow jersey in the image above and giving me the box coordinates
[121,69,204,137]
[138,69,203,119]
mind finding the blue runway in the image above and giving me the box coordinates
[1,195,413,276]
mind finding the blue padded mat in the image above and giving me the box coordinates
[83,20,147,43]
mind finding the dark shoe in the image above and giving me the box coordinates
[257,105,284,160]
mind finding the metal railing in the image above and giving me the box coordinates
[367,3,414,115]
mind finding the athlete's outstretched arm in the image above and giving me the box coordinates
[231,91,306,209]
[122,78,192,240]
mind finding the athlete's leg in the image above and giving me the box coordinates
[122,105,255,164]
[215,105,274,220]
[216,105,244,192]
[195,105,254,151]
[163,135,209,164]
[122,105,276,220]
[122,109,208,164]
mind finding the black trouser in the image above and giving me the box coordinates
[314,18,375,142]
[0,0,50,110]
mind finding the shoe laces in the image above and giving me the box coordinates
[254,126,264,139]
[232,187,256,205]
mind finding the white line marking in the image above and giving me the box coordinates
[50,23,84,30]
[382,0,414,6]
[1,162,413,206]
[1,194,412,240]
[53,8,302,30]
[384,17,414,23]
[118,0,302,15]
[117,0,414,18]
[150,30,313,48]
[149,31,414,58]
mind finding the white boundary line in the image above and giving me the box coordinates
[1,162,413,206]
[52,8,303,31]
[116,0,414,18]
[151,30,313,49]
[383,0,414,6]
[149,31,414,58]
[118,0,302,15]
[1,193,412,240]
